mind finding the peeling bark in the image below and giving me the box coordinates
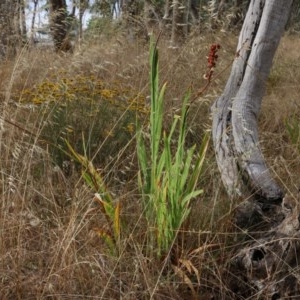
[227,194,300,298]
[212,0,292,201]
[210,1,300,297]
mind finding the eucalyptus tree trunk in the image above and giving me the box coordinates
[212,0,292,202]
[0,0,20,58]
[49,0,72,52]
[210,2,300,297]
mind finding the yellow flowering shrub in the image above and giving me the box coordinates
[15,72,149,167]
[20,74,148,113]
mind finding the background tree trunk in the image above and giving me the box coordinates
[49,0,72,52]
[212,0,292,201]
[30,0,39,45]
[0,0,20,58]
[79,0,88,41]
[19,0,27,43]
[170,0,185,47]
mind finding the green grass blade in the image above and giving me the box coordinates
[187,131,210,192]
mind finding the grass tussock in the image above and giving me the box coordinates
[0,30,299,299]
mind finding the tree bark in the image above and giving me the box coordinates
[0,0,20,58]
[49,0,72,52]
[226,194,300,298]
[212,0,292,201]
[210,1,300,297]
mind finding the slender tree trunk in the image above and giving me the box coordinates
[30,0,39,45]
[19,0,27,42]
[79,0,88,41]
[170,0,185,47]
[212,0,292,201]
[170,0,178,46]
[76,0,89,48]
[184,0,191,37]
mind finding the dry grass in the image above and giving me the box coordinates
[0,30,299,299]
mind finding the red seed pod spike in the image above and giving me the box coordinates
[204,43,221,82]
